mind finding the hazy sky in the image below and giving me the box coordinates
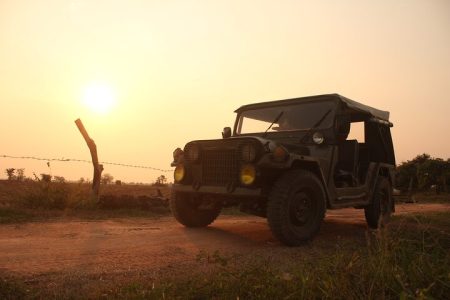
[1,0,449,183]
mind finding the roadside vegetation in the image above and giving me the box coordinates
[0,172,171,224]
[103,212,450,299]
[396,153,450,194]
[1,157,449,298]
[1,210,449,299]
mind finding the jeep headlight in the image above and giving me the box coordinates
[312,132,325,144]
[240,164,256,186]
[185,143,200,162]
[174,164,185,183]
[241,143,257,162]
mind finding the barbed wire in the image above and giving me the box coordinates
[0,154,173,173]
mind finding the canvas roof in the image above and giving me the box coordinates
[235,94,390,122]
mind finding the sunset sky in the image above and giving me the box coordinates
[1,0,449,183]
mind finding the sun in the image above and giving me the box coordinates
[82,83,117,114]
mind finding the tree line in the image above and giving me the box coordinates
[396,154,450,193]
[3,168,169,186]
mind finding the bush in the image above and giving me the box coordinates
[21,181,91,209]
[5,168,15,180]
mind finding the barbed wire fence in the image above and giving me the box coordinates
[1,154,173,173]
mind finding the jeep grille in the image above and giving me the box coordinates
[201,149,239,186]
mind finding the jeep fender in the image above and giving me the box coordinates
[287,156,333,208]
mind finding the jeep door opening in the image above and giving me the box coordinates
[170,94,395,246]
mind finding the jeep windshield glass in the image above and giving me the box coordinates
[237,101,335,135]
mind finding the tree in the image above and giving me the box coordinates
[40,174,52,183]
[101,173,114,185]
[5,168,15,180]
[53,176,66,183]
[396,154,450,193]
[154,175,167,186]
[16,168,25,181]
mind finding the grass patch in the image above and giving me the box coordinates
[411,193,450,204]
[0,180,171,224]
[113,212,450,299]
[3,211,449,299]
[0,276,30,300]
[0,208,35,224]
[0,207,171,224]
[393,211,450,229]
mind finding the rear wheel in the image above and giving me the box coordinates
[365,177,393,229]
[267,170,326,246]
[170,191,222,227]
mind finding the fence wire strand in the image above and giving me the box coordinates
[1,154,173,172]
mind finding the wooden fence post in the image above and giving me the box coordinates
[75,118,103,201]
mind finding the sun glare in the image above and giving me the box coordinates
[82,83,116,114]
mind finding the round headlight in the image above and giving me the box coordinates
[312,132,325,144]
[174,164,185,183]
[240,164,256,186]
[185,143,200,162]
[241,144,257,162]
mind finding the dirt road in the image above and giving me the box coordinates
[0,203,449,277]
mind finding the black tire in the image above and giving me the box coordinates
[267,170,326,246]
[170,191,222,227]
[365,177,393,229]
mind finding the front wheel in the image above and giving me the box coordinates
[170,191,222,227]
[267,170,326,246]
[365,177,393,229]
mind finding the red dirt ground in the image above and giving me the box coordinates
[0,203,449,277]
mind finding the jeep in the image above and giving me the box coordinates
[170,94,395,246]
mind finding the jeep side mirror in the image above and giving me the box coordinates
[222,127,231,138]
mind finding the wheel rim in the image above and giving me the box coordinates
[289,190,314,226]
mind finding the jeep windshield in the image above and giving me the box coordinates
[236,101,336,135]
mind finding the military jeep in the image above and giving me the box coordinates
[170,94,395,246]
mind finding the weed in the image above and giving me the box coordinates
[112,211,450,299]
[0,277,29,300]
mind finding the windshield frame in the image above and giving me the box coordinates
[233,99,338,137]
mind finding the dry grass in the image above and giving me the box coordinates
[1,180,449,299]
[1,211,449,299]
[0,180,171,223]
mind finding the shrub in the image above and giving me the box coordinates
[16,168,25,181]
[53,176,66,183]
[101,173,114,185]
[40,174,52,183]
[5,168,15,180]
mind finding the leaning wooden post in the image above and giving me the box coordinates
[75,118,103,201]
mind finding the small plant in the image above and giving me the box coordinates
[5,168,15,180]
[16,168,25,181]
[40,174,52,183]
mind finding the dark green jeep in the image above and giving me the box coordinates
[170,94,395,246]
